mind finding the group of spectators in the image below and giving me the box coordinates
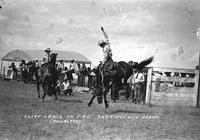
[6,62,18,80]
[6,60,36,82]
[57,60,97,95]
[56,60,94,87]
[126,61,199,105]
[5,58,95,88]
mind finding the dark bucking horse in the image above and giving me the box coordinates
[88,60,133,109]
[88,56,154,109]
[35,53,59,101]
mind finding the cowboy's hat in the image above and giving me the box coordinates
[98,40,108,48]
[45,48,51,53]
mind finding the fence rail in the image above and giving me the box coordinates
[153,67,195,74]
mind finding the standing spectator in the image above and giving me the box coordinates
[69,59,78,73]
[127,62,138,103]
[79,63,87,87]
[127,68,136,103]
[141,68,148,103]
[35,59,40,69]
[90,68,96,87]
[76,63,81,86]
[19,60,28,82]
[69,59,74,70]
[87,67,92,88]
[7,66,12,79]
[129,68,145,104]
[27,61,33,81]
[65,66,74,84]
[9,62,17,80]
[57,60,64,83]
[134,69,145,104]
[33,59,40,81]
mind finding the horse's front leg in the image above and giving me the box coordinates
[53,84,58,100]
[54,92,58,100]
[111,84,118,103]
[103,88,109,109]
[37,80,40,98]
[88,95,96,107]
[124,83,130,99]
[42,82,47,102]
[42,91,46,102]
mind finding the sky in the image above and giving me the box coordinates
[0,0,200,68]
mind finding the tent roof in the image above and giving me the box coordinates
[2,49,31,62]
[24,50,91,63]
[2,49,91,64]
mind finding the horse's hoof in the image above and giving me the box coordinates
[105,104,109,109]
[130,100,135,103]
[88,103,91,107]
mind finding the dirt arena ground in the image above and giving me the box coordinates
[0,79,200,140]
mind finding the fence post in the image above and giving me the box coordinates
[145,67,153,105]
[0,59,3,77]
[3,66,5,78]
[194,69,200,107]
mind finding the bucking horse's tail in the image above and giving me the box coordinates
[132,56,154,70]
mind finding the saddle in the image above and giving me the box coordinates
[101,58,117,77]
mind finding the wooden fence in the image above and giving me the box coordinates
[145,67,200,107]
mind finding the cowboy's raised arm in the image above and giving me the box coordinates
[101,27,109,42]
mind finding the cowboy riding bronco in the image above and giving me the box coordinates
[98,27,116,77]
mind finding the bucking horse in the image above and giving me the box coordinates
[34,53,59,101]
[88,56,154,109]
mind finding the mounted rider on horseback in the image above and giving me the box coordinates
[98,27,116,78]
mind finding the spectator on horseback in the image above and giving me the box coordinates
[45,48,51,62]
[98,27,113,68]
